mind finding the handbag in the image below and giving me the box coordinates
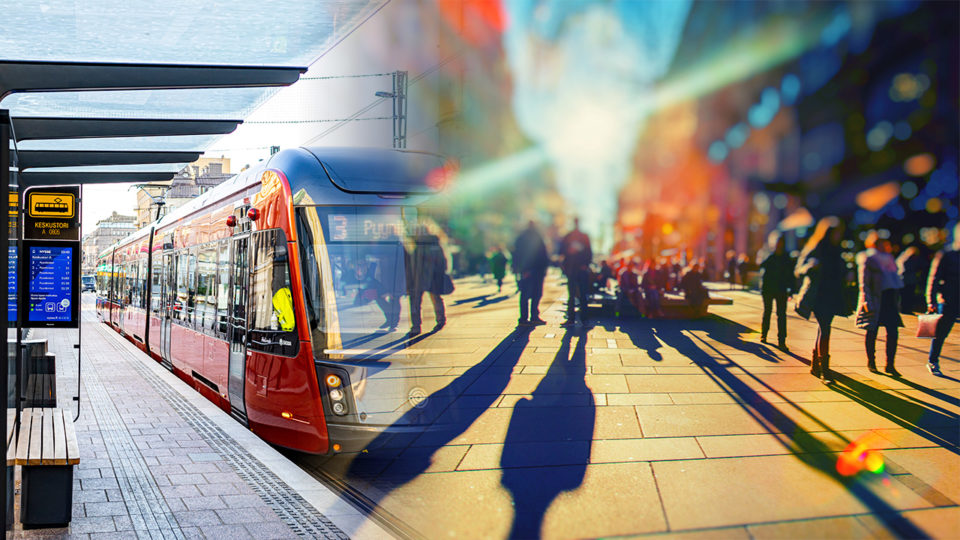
[441,274,455,295]
[916,313,942,338]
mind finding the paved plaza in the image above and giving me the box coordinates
[318,272,959,539]
[9,274,959,539]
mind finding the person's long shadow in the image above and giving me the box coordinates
[453,294,513,308]
[346,327,533,490]
[896,376,960,406]
[500,330,594,539]
[642,320,929,538]
[688,315,782,363]
[618,318,663,361]
[829,373,960,451]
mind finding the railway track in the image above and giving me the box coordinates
[296,458,424,540]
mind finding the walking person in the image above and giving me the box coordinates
[759,233,794,349]
[513,221,549,326]
[489,247,509,293]
[855,232,904,376]
[406,232,448,335]
[926,223,959,376]
[795,217,848,384]
[559,218,592,326]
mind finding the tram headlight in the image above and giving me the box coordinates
[332,402,347,415]
[328,388,344,401]
[325,374,342,388]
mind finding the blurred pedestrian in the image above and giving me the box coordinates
[489,247,509,293]
[641,262,663,318]
[737,253,751,290]
[759,233,793,349]
[925,223,959,376]
[679,262,708,311]
[597,260,615,292]
[406,232,448,335]
[856,232,904,376]
[513,221,549,326]
[559,218,592,326]
[795,217,847,384]
[618,260,643,316]
[726,250,737,289]
[896,245,925,313]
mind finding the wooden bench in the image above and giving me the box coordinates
[5,410,13,531]
[24,373,57,408]
[13,408,79,528]
[661,292,734,319]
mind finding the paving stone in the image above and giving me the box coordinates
[80,478,120,490]
[652,454,933,530]
[590,436,705,463]
[173,509,223,527]
[180,496,227,511]
[195,524,255,540]
[166,473,208,485]
[748,515,876,539]
[214,508,265,524]
[242,521,298,539]
[69,516,118,534]
[83,502,129,517]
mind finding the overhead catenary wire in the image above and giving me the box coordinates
[210,53,462,150]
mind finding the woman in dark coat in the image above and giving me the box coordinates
[855,234,904,376]
[406,233,448,335]
[795,217,847,383]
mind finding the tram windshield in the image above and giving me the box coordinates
[295,205,420,352]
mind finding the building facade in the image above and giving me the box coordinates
[135,157,232,228]
[81,211,137,274]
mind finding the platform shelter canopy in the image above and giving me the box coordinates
[1,0,383,152]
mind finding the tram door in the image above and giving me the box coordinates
[159,252,175,368]
[227,235,250,418]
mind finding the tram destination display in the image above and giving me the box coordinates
[23,186,80,241]
[20,241,80,328]
[326,211,421,242]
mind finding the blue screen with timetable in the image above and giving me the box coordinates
[27,245,74,323]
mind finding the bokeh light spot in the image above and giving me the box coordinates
[904,153,936,177]
[901,181,918,199]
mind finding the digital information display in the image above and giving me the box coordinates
[328,214,409,242]
[8,246,16,322]
[22,242,79,328]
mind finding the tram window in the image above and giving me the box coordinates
[295,206,412,348]
[139,259,148,309]
[196,244,218,334]
[248,229,297,356]
[216,240,230,337]
[175,250,197,326]
[123,263,134,306]
[151,255,162,314]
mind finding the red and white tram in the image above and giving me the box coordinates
[96,147,446,454]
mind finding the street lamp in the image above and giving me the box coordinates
[375,71,407,148]
[132,184,168,222]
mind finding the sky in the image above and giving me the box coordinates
[0,0,384,234]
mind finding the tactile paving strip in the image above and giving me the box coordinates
[100,326,349,539]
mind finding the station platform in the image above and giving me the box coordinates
[8,295,386,539]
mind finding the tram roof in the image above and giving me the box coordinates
[105,147,447,246]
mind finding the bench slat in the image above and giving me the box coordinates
[7,409,16,466]
[41,410,55,465]
[6,409,14,446]
[15,408,33,465]
[63,413,80,465]
[53,409,67,465]
[28,409,43,465]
